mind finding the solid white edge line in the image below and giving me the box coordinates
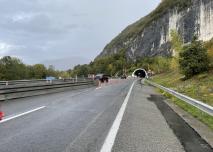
[100,80,136,152]
[0,106,46,124]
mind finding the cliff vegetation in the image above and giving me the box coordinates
[105,0,192,51]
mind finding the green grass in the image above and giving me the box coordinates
[159,90,213,130]
[152,70,213,130]
[152,70,213,106]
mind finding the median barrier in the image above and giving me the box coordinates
[0,80,96,101]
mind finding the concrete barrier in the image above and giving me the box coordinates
[0,81,96,101]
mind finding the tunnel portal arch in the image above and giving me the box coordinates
[132,68,148,78]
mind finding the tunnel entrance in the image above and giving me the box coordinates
[132,69,148,78]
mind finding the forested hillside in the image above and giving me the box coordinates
[0,56,70,80]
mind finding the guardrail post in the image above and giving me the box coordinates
[6,81,8,86]
[75,75,78,83]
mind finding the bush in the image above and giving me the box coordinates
[205,38,213,68]
[134,56,171,74]
[179,39,209,78]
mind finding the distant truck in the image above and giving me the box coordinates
[46,76,56,81]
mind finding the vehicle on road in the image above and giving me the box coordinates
[95,74,109,83]
[121,75,127,79]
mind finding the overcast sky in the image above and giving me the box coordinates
[0,0,160,69]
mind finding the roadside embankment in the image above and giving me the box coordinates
[151,70,213,130]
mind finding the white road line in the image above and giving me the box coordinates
[0,106,46,124]
[100,81,136,152]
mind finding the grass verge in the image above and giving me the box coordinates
[151,70,213,130]
[158,89,213,130]
[152,70,213,106]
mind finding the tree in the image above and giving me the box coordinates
[32,64,47,79]
[170,30,183,56]
[71,64,90,77]
[0,56,63,80]
[47,65,57,77]
[25,65,34,79]
[205,38,213,68]
[179,38,209,78]
[0,61,6,80]
[59,71,70,78]
[170,30,183,70]
[0,56,27,80]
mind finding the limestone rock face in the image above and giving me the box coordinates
[98,0,213,60]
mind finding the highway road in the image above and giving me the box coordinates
[0,79,212,152]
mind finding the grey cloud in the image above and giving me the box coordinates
[1,13,79,36]
[0,0,160,70]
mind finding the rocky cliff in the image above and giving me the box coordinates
[98,0,213,60]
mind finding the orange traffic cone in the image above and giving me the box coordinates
[0,111,4,121]
[0,104,4,121]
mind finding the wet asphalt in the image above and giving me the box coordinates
[0,79,212,152]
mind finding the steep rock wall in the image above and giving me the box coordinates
[98,0,213,60]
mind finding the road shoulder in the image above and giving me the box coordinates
[162,94,213,147]
[112,80,185,152]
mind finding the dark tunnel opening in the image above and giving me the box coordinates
[133,69,147,78]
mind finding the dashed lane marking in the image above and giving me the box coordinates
[0,106,46,124]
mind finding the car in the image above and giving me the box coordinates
[95,74,109,83]
[121,75,127,79]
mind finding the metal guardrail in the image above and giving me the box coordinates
[0,78,89,87]
[0,79,95,101]
[146,80,213,117]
